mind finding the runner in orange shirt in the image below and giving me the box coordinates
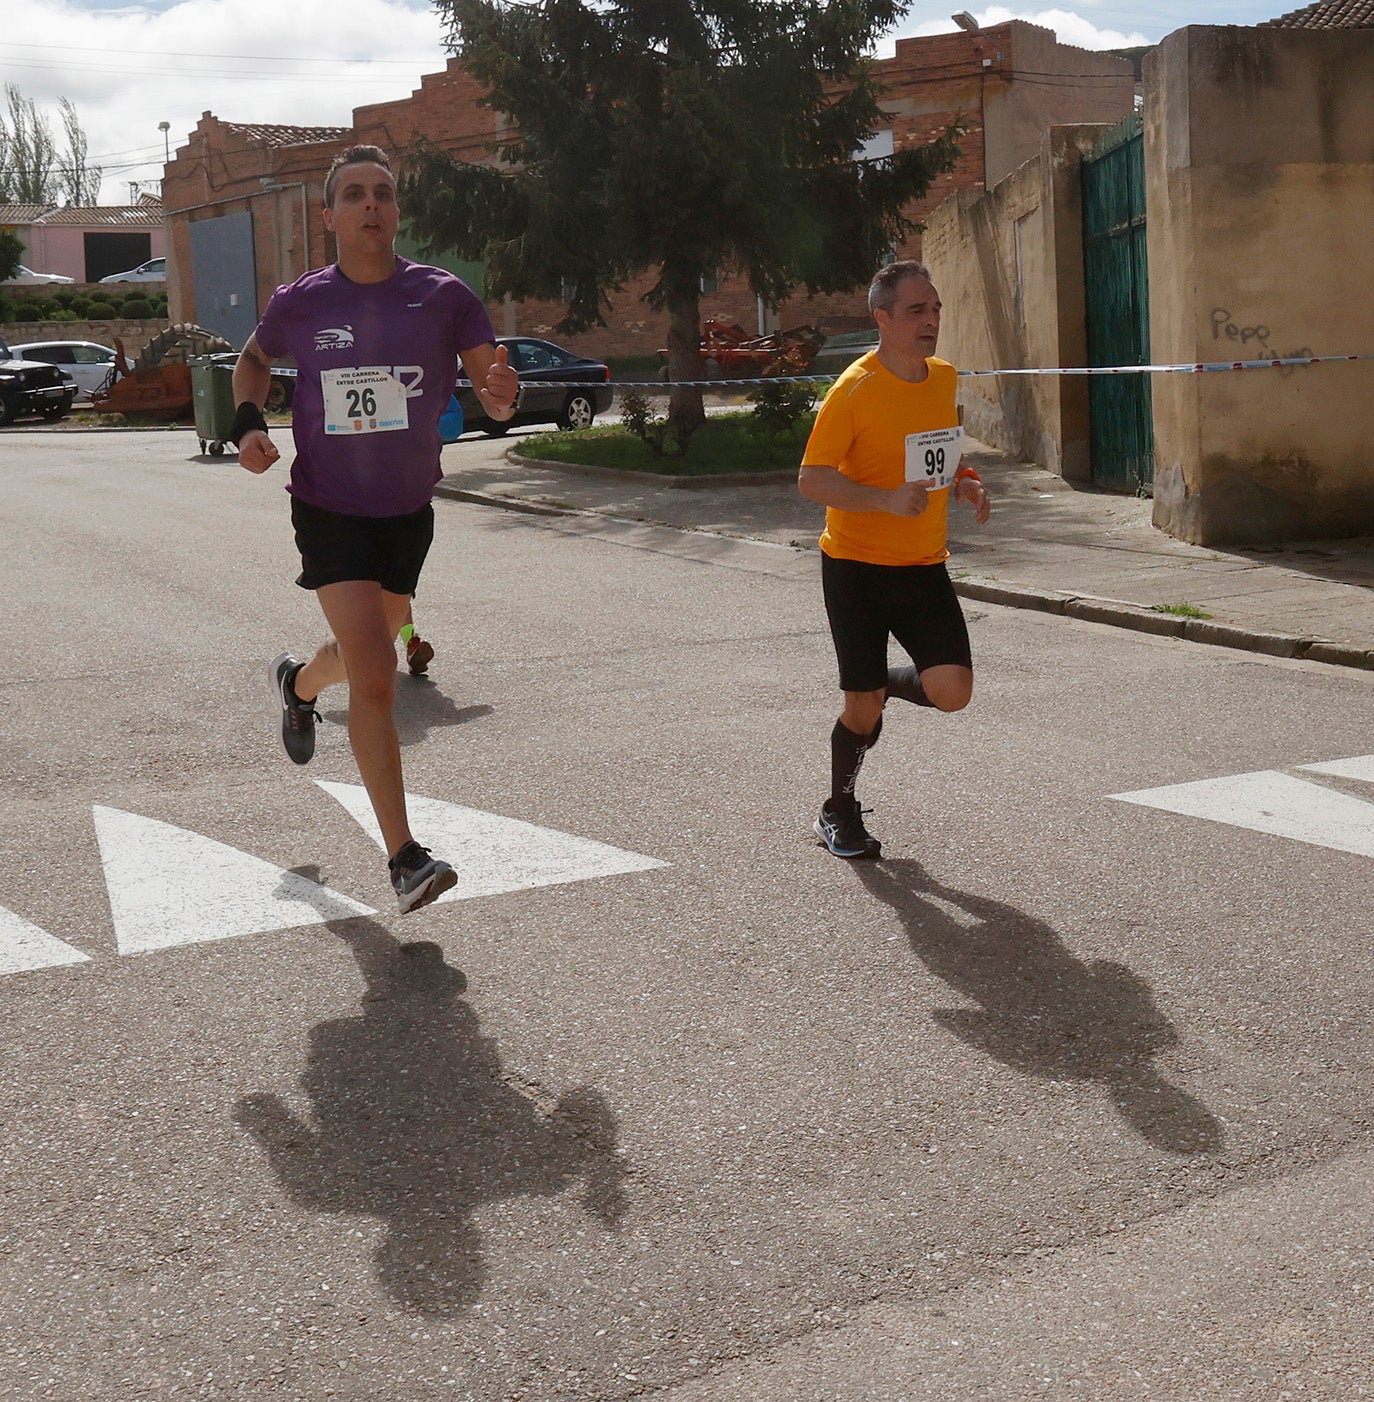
[799,260,991,858]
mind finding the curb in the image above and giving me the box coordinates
[433,482,1374,675]
[955,579,1373,671]
[435,484,575,518]
[505,447,793,488]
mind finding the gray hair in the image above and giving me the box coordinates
[868,259,935,315]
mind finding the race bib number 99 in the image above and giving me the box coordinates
[321,368,409,436]
[904,425,963,488]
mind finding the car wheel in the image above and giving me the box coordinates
[0,396,18,427]
[482,421,511,438]
[39,405,68,422]
[558,393,596,431]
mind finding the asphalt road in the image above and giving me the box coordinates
[1,429,1370,1401]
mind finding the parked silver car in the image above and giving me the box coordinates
[99,257,166,284]
[1,264,74,286]
[9,340,119,400]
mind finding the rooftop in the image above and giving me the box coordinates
[217,120,353,149]
[1,202,163,228]
[1261,0,1374,27]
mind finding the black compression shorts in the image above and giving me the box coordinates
[290,497,434,596]
[822,553,972,692]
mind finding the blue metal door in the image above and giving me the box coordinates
[188,211,258,350]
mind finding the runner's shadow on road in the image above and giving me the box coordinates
[322,679,492,747]
[852,859,1223,1156]
[234,919,628,1314]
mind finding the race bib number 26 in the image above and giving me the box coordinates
[321,368,409,436]
[904,425,963,488]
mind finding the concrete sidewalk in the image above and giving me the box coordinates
[437,433,1374,671]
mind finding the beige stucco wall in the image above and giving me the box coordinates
[1145,25,1374,546]
[983,25,1135,187]
[925,125,1108,480]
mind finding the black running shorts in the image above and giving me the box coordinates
[290,497,435,596]
[822,553,972,692]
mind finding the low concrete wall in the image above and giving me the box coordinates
[0,320,175,361]
[1145,26,1374,546]
[925,124,1108,481]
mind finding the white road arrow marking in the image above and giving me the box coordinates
[0,906,91,976]
[316,781,667,903]
[93,806,376,955]
[1299,754,1374,784]
[1110,769,1374,859]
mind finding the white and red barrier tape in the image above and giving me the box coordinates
[549,352,1373,391]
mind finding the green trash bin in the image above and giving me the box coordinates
[191,355,237,456]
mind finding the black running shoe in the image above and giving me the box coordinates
[814,801,882,859]
[270,652,318,766]
[389,840,458,914]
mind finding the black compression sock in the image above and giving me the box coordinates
[886,666,935,707]
[830,717,882,811]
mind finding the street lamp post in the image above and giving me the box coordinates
[158,121,170,164]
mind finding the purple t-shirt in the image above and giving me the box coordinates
[253,258,495,517]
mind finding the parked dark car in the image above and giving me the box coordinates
[455,336,612,436]
[0,335,78,425]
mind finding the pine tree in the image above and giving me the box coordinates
[402,0,960,433]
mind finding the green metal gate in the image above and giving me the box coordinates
[1082,113,1153,494]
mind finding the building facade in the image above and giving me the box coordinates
[161,22,1133,359]
[1,197,166,284]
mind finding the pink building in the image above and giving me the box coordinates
[1,196,166,283]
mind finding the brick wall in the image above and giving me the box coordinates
[162,23,1132,361]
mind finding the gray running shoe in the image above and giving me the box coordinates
[389,840,458,913]
[270,652,318,766]
[814,802,882,859]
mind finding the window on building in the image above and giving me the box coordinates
[854,129,895,167]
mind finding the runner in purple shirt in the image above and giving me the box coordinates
[231,144,519,913]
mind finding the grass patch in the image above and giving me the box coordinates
[1151,601,1213,619]
[520,410,812,477]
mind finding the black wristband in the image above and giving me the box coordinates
[230,400,269,446]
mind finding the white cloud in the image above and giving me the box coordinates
[2,0,449,204]
[5,0,1280,206]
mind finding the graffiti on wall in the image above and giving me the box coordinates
[1211,307,1312,378]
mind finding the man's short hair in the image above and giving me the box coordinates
[324,144,393,207]
[868,259,935,315]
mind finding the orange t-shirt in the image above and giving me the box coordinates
[802,352,960,567]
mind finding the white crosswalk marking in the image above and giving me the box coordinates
[0,906,91,976]
[1299,755,1374,784]
[1110,765,1374,859]
[93,806,377,955]
[316,781,667,904]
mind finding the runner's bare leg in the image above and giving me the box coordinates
[313,580,415,858]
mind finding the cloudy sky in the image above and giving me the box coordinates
[5,0,1291,208]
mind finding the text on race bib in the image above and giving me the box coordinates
[321,368,410,436]
[904,425,963,489]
